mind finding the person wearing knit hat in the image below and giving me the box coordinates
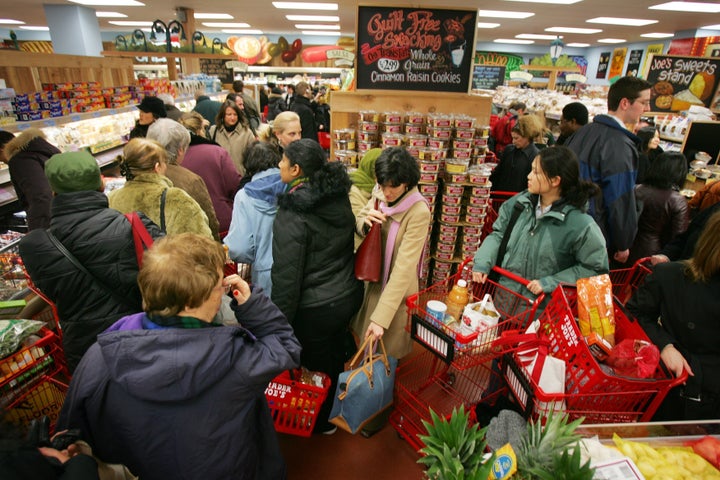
[349,148,382,250]
[130,96,167,139]
[45,151,102,194]
[19,148,164,373]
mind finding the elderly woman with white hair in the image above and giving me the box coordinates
[147,118,220,240]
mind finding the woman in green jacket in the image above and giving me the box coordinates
[473,146,608,299]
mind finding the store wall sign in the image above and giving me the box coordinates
[356,6,477,92]
[625,49,644,77]
[471,65,506,90]
[644,54,720,112]
[474,51,523,80]
[597,52,611,79]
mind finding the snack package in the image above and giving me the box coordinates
[576,275,616,346]
[606,339,660,379]
[460,293,501,337]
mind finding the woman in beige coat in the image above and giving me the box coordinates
[352,147,431,360]
[208,100,256,176]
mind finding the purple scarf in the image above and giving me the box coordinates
[380,190,427,288]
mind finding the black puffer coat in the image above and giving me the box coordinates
[19,191,164,372]
[3,128,60,230]
[271,163,362,324]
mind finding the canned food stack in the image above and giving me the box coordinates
[331,128,358,168]
[358,110,380,154]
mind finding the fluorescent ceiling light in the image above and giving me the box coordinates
[587,17,657,26]
[477,22,500,28]
[479,10,534,19]
[494,38,534,44]
[96,11,127,17]
[0,19,25,24]
[202,22,250,28]
[108,20,153,26]
[295,24,340,29]
[194,13,233,19]
[546,26,602,34]
[566,42,590,47]
[649,2,720,13]
[19,26,50,30]
[641,32,674,38]
[700,24,720,30]
[598,38,626,43]
[222,29,263,34]
[301,31,341,36]
[69,0,144,5]
[286,15,339,21]
[516,33,560,40]
[503,0,581,3]
[273,2,338,10]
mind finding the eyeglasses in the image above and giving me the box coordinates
[216,282,231,294]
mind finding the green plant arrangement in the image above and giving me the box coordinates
[417,406,496,480]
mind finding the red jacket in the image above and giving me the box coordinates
[492,111,519,155]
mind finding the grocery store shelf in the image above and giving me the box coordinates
[5,104,140,134]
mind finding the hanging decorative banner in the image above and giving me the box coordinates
[608,47,628,80]
[625,49,644,77]
[596,52,611,79]
[356,6,478,92]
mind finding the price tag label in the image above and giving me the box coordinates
[92,111,102,118]
[70,114,82,122]
[43,119,57,127]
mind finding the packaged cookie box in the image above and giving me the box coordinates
[454,115,475,129]
[358,141,378,154]
[427,125,453,139]
[381,133,404,148]
[420,184,439,195]
[418,147,445,161]
[463,225,483,236]
[381,123,403,134]
[439,211,461,224]
[464,212,486,225]
[419,160,441,174]
[359,110,380,122]
[455,127,475,139]
[434,249,455,262]
[404,123,425,135]
[437,229,459,246]
[382,111,404,123]
[446,172,468,184]
[442,193,463,206]
[406,112,426,125]
[435,239,457,254]
[333,128,356,141]
[427,113,453,128]
[441,204,462,216]
[419,171,439,183]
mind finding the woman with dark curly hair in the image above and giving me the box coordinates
[628,151,689,265]
[208,100,256,176]
[271,139,363,434]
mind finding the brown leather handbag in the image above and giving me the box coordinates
[354,200,382,282]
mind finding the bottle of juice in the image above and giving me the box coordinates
[445,279,470,323]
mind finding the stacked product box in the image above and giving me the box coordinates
[332,128,358,167]
[136,77,176,100]
[101,85,137,109]
[0,88,16,126]
[43,82,106,115]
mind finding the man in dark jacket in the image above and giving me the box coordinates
[58,234,301,480]
[3,128,60,230]
[19,151,163,372]
[567,76,652,266]
[290,81,318,142]
[192,88,223,124]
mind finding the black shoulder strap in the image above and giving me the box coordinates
[45,230,135,308]
[159,188,168,233]
[489,202,525,282]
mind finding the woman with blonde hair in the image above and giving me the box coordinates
[259,111,302,155]
[108,138,213,238]
[628,210,720,422]
[209,100,256,176]
[490,114,542,193]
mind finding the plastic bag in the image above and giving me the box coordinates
[460,293,501,336]
[606,339,660,379]
[577,274,616,346]
[0,319,44,359]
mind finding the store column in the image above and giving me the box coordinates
[43,4,103,57]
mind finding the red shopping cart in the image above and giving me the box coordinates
[480,191,515,243]
[502,284,687,424]
[407,260,543,368]
[609,257,652,305]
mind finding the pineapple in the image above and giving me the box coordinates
[515,410,594,480]
[417,406,496,480]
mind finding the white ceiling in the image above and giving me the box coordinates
[2,0,720,48]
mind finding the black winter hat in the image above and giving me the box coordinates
[137,96,167,118]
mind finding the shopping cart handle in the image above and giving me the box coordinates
[488,266,530,286]
[669,368,690,389]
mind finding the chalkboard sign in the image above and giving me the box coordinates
[625,49,643,77]
[681,121,720,164]
[645,54,720,112]
[200,58,233,84]
[356,6,477,92]
[471,65,506,90]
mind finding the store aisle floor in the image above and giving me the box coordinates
[279,420,424,479]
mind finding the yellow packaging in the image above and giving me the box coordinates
[576,274,616,346]
[487,443,517,480]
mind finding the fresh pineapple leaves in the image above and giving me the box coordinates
[418,407,496,480]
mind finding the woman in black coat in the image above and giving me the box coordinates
[271,139,363,434]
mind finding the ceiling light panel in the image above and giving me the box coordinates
[546,27,602,34]
[19,26,50,30]
[494,38,534,44]
[598,38,626,43]
[95,11,127,17]
[700,24,720,30]
[0,19,25,24]
[478,10,535,19]
[641,32,674,38]
[194,13,234,19]
[108,21,153,26]
[273,2,338,9]
[566,43,590,47]
[587,17,657,26]
[477,23,501,28]
[516,33,560,40]
[649,2,720,13]
[285,15,339,21]
[68,0,144,5]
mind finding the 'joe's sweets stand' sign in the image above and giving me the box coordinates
[356,6,478,92]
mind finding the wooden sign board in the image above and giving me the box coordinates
[356,6,477,92]
[644,54,720,112]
